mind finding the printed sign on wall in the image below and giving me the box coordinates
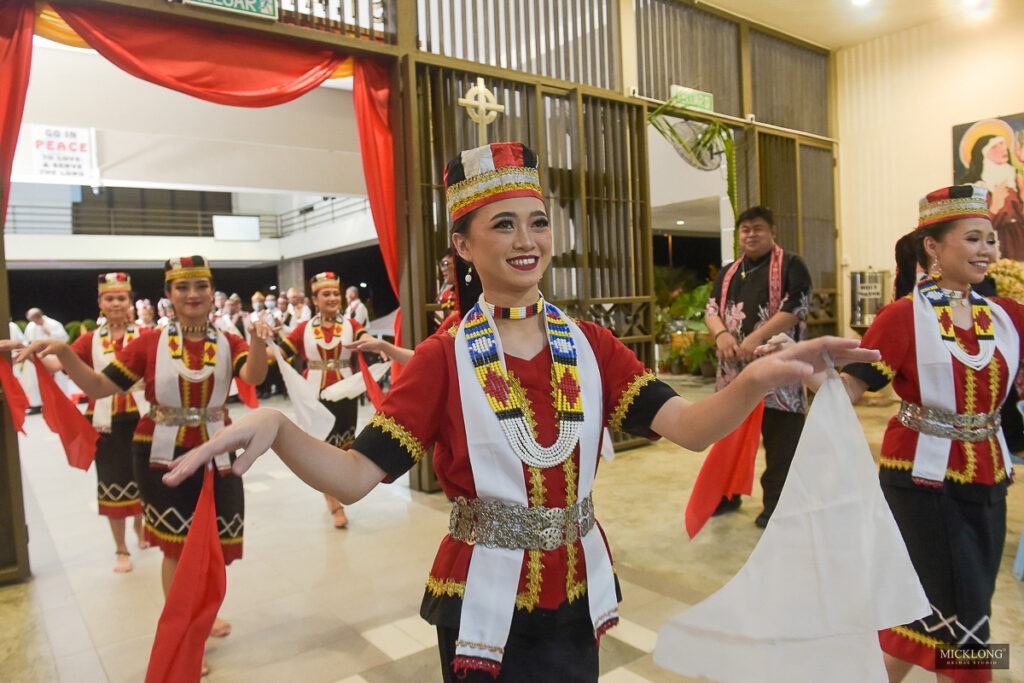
[31,125,95,181]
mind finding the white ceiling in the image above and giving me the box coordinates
[700,0,1003,49]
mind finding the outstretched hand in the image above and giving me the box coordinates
[14,339,65,363]
[0,339,25,355]
[744,336,878,390]
[162,408,283,486]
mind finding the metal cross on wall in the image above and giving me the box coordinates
[457,77,505,146]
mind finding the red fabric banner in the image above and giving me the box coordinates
[0,1,34,220]
[234,377,259,410]
[0,356,29,434]
[353,59,403,380]
[51,3,345,107]
[357,351,384,411]
[685,400,765,539]
[145,465,226,683]
[34,356,98,470]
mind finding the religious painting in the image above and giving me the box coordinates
[952,113,1024,260]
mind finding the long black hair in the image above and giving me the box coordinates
[893,221,958,298]
[449,210,483,318]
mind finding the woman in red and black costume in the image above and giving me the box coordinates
[163,143,875,681]
[70,273,149,572]
[277,271,370,528]
[19,255,270,649]
[834,185,1023,683]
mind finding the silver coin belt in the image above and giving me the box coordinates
[896,400,1000,442]
[448,495,595,551]
[308,359,345,370]
[148,405,229,428]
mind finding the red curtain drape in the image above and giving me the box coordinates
[0,1,34,221]
[51,3,345,107]
[353,59,403,376]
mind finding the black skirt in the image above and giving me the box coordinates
[321,396,358,448]
[95,418,142,518]
[880,482,1006,657]
[131,441,245,564]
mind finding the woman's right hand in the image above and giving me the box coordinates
[162,408,284,485]
[14,339,66,363]
[715,331,740,363]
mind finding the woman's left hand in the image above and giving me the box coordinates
[247,320,274,343]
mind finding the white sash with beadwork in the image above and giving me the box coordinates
[151,324,232,471]
[302,315,353,391]
[91,325,148,432]
[453,301,617,668]
[912,287,1018,482]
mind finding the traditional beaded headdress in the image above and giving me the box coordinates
[310,271,340,294]
[918,185,990,229]
[97,272,131,294]
[444,142,544,221]
[164,255,212,282]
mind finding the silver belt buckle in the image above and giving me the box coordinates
[184,409,202,428]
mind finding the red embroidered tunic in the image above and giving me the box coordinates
[103,329,249,450]
[845,296,1024,491]
[71,330,140,423]
[280,319,367,390]
[351,317,677,629]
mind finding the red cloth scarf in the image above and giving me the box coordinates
[0,356,29,434]
[685,400,765,538]
[34,357,98,470]
[717,243,786,321]
[145,465,225,683]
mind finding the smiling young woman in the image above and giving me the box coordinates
[827,185,1024,683]
[161,143,877,682]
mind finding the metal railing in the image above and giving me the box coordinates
[279,196,370,235]
[3,204,280,238]
[278,0,395,43]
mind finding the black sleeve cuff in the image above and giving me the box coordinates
[102,360,139,392]
[843,360,892,393]
[351,413,426,481]
[610,374,679,439]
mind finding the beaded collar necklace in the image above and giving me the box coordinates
[940,287,970,308]
[465,298,583,468]
[312,314,343,341]
[918,278,993,366]
[99,323,138,354]
[166,322,217,367]
[484,299,544,320]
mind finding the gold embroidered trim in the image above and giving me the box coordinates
[454,638,504,655]
[99,498,140,507]
[425,576,465,598]
[990,356,1008,484]
[109,358,140,383]
[564,458,587,602]
[879,455,912,471]
[368,412,426,464]
[609,370,657,433]
[872,359,896,381]
[953,364,980,485]
[510,371,539,440]
[447,325,458,339]
[889,625,954,650]
[133,434,154,443]
[516,550,544,612]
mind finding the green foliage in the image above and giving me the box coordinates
[81,318,97,331]
[667,281,713,334]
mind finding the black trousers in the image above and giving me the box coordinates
[759,407,805,516]
[436,621,599,682]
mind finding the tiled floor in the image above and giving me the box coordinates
[3,381,1023,681]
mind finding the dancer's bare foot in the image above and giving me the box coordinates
[113,551,133,573]
[201,658,210,677]
[210,617,231,638]
[331,506,348,529]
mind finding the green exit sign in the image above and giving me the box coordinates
[669,85,714,112]
[183,0,278,20]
